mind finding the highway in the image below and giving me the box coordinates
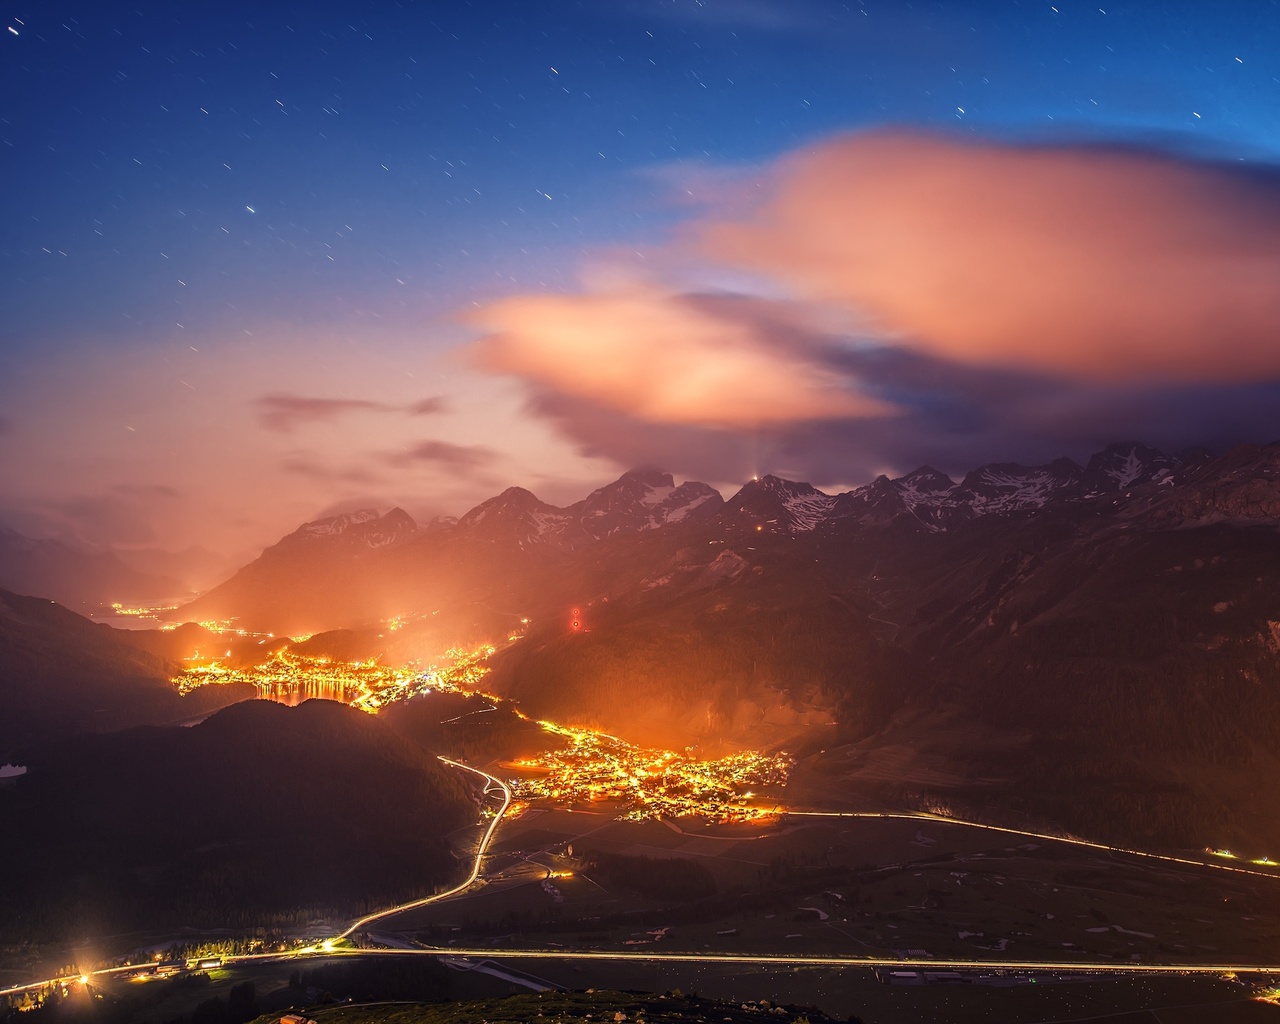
[8,762,1280,1001]
[783,809,1280,882]
[308,945,1280,976]
[336,757,513,940]
[7,943,1279,1002]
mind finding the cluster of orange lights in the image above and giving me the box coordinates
[171,644,497,712]
[169,612,790,824]
[511,721,790,824]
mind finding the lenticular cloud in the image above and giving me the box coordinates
[468,131,1280,436]
[468,286,896,427]
[702,131,1280,383]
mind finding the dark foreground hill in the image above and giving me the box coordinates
[0,700,476,943]
[14,979,846,1024]
[249,991,845,1024]
[0,589,252,757]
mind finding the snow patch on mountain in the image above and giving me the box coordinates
[528,509,571,539]
[893,467,956,509]
[640,484,675,507]
[284,508,418,550]
[1108,449,1147,489]
[300,509,381,537]
[965,468,1061,512]
[784,491,838,531]
[660,491,716,525]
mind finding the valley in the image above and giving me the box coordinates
[5,443,1280,1020]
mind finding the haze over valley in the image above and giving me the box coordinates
[6,1,1280,1021]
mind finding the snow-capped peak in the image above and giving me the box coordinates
[277,507,418,551]
[300,509,381,537]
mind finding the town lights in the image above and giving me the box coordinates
[512,725,791,823]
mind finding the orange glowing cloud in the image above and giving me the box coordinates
[702,132,1280,383]
[469,287,896,427]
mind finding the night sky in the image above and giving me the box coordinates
[4,0,1280,562]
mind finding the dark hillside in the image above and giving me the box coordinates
[0,589,250,757]
[0,700,476,943]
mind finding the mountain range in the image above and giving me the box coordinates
[171,441,1280,852]
[178,442,1276,636]
[0,526,182,613]
[8,442,1280,855]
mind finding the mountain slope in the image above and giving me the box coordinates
[168,444,1280,850]
[0,526,182,613]
[567,466,722,538]
[178,471,725,636]
[0,589,250,757]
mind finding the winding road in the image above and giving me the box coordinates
[336,757,512,941]
[6,760,1280,1001]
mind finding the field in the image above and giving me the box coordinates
[361,803,1280,972]
[12,772,1280,1023]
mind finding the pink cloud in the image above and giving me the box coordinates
[701,131,1280,382]
[255,393,389,433]
[468,287,896,427]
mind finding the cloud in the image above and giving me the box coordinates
[525,389,757,482]
[255,393,452,432]
[406,396,449,416]
[255,393,389,433]
[463,130,1280,483]
[382,439,499,474]
[49,495,158,546]
[469,287,897,427]
[516,346,1280,488]
[280,455,382,485]
[700,131,1280,383]
[112,483,182,499]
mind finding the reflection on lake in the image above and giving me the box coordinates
[254,677,356,705]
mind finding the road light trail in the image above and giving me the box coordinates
[8,766,1280,1000]
[8,944,1277,1001]
[312,945,1280,976]
[336,757,512,940]
[0,965,142,1000]
[782,809,1280,882]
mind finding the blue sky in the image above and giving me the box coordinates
[3,0,1279,556]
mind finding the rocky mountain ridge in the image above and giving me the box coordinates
[258,442,1252,561]
[26,439,1280,853]
[178,440,1280,638]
